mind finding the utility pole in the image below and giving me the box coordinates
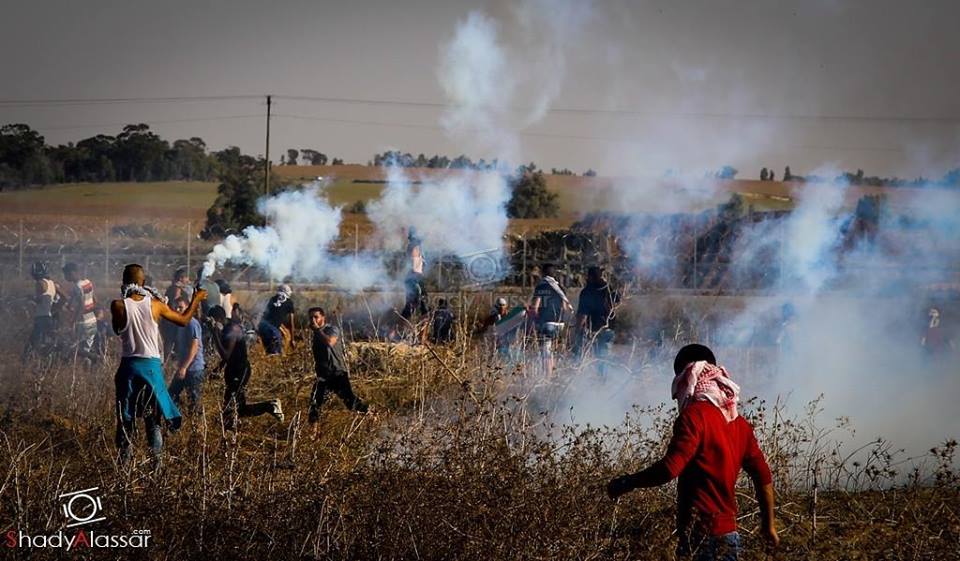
[265,94,272,196]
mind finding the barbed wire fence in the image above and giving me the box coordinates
[0,216,767,295]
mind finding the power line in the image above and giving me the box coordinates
[274,95,960,124]
[274,113,909,153]
[2,94,959,125]
[31,114,265,132]
[0,95,263,108]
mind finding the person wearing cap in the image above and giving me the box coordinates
[606,344,778,560]
[258,284,296,355]
[477,297,521,360]
[208,305,283,426]
[61,262,99,362]
[307,307,367,423]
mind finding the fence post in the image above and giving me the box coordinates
[521,233,528,290]
[104,220,110,284]
[187,221,192,274]
[354,223,359,257]
[18,219,24,278]
[779,220,785,289]
[692,221,698,290]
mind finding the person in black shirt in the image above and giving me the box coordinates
[430,299,455,344]
[258,284,295,355]
[575,266,617,372]
[209,306,283,428]
[308,307,367,423]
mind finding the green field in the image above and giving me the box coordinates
[0,176,795,223]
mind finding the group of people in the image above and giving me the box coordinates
[475,263,617,377]
[23,261,106,364]
[24,246,781,559]
[120,269,775,560]
[109,264,367,465]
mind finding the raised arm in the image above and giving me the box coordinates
[155,289,207,327]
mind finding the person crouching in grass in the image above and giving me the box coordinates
[606,344,779,560]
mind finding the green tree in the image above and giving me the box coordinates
[286,149,299,166]
[114,124,169,181]
[507,170,559,218]
[202,156,268,238]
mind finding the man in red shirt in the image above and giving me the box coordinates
[607,344,779,560]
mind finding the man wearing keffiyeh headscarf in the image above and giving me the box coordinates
[258,284,296,355]
[606,344,779,560]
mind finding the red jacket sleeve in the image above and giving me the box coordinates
[661,408,703,479]
[742,424,773,486]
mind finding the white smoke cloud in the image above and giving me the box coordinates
[204,183,384,291]
[367,165,510,261]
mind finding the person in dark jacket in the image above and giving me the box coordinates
[575,266,617,371]
[307,307,367,423]
[258,284,295,355]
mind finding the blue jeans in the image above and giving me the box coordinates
[678,531,741,561]
[258,320,283,355]
[168,368,205,412]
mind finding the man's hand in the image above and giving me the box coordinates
[176,366,187,380]
[762,523,780,548]
[606,474,635,499]
[194,288,208,302]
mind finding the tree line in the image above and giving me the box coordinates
[0,123,346,190]
[759,165,959,189]
[368,150,599,177]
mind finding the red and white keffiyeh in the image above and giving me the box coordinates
[671,360,741,422]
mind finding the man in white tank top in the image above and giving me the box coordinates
[22,262,59,361]
[111,263,206,464]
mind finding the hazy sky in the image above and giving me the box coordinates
[2,0,958,179]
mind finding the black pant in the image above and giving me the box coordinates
[401,273,427,320]
[223,365,275,420]
[23,316,54,359]
[309,375,365,419]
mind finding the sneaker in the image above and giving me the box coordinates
[354,402,369,414]
[270,400,284,423]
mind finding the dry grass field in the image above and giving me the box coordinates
[0,300,957,560]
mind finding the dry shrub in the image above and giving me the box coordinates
[0,330,957,561]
